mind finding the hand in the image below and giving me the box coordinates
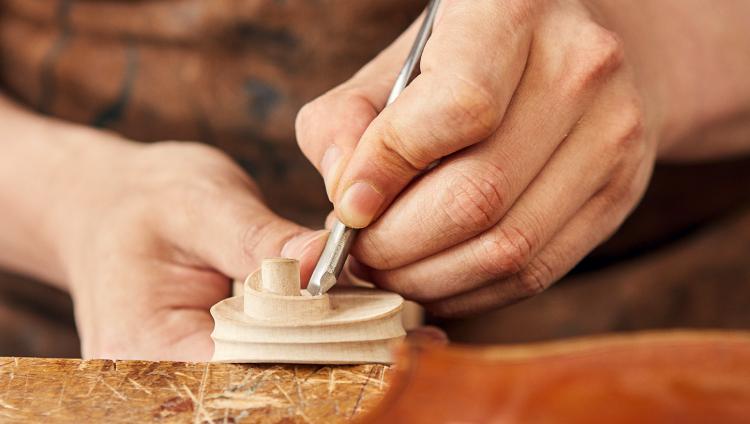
[53,138,327,360]
[297,0,666,316]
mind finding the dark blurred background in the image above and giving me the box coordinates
[1,1,749,357]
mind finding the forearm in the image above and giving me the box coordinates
[591,0,750,160]
[0,93,131,288]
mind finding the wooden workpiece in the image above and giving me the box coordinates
[211,258,406,364]
[362,331,750,423]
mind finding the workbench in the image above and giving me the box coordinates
[0,358,387,423]
[3,330,750,423]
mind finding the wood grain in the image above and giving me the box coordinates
[211,259,405,364]
[3,331,750,422]
[0,358,389,423]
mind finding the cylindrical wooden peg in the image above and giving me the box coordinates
[261,258,301,296]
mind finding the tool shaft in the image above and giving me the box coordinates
[307,0,441,296]
[306,221,357,296]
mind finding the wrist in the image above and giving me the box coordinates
[0,97,133,288]
[586,0,750,157]
[44,127,141,290]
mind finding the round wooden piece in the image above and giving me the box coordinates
[211,264,406,364]
[260,257,301,296]
[243,270,331,321]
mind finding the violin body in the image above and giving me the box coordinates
[361,331,750,423]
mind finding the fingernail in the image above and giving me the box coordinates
[320,144,342,201]
[338,181,384,228]
[281,230,328,258]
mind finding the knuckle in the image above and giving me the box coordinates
[497,225,536,273]
[595,181,627,217]
[443,76,502,141]
[354,230,397,270]
[473,225,535,278]
[152,143,247,185]
[172,141,231,162]
[378,119,431,173]
[239,218,289,263]
[437,166,507,233]
[295,99,323,151]
[380,274,429,303]
[170,170,242,210]
[516,256,554,297]
[503,0,542,27]
[503,0,541,29]
[295,99,316,125]
[162,178,211,216]
[297,89,377,163]
[425,295,477,319]
[600,168,648,216]
[144,140,229,168]
[608,100,645,153]
[181,140,227,158]
[565,25,625,93]
[596,100,646,174]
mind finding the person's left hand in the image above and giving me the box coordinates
[297,0,663,317]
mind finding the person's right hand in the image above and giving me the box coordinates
[51,138,328,361]
[297,0,663,318]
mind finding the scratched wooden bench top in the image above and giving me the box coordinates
[0,357,389,423]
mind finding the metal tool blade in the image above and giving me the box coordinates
[306,0,442,296]
[306,220,357,296]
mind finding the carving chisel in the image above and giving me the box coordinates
[307,0,442,296]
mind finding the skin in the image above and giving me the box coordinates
[0,96,446,360]
[0,96,330,360]
[296,0,750,317]
[0,0,748,360]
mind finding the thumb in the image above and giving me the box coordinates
[331,1,529,228]
[295,15,424,201]
[161,188,328,285]
[279,229,329,286]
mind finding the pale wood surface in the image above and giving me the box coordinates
[0,357,389,423]
[211,260,405,364]
[260,258,301,296]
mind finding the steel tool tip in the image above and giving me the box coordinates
[306,220,358,295]
[306,271,337,296]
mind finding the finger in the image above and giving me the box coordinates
[86,310,216,361]
[353,26,622,269]
[325,210,337,230]
[353,16,628,268]
[99,309,217,361]
[79,256,229,361]
[150,310,216,361]
[332,0,535,228]
[295,17,424,200]
[157,186,328,284]
[369,73,643,302]
[405,326,449,345]
[426,153,652,318]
